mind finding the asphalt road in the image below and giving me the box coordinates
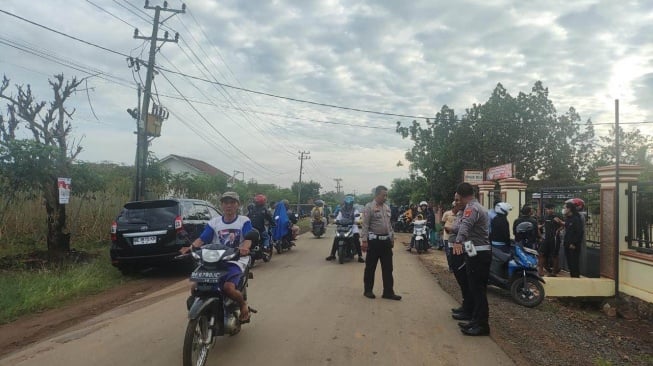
[2,228,514,366]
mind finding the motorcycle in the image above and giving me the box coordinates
[393,213,412,233]
[489,222,545,307]
[249,228,272,265]
[312,219,326,238]
[409,219,429,254]
[179,244,257,366]
[334,220,356,264]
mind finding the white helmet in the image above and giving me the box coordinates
[495,202,513,215]
[419,201,428,207]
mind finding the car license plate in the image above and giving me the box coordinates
[133,236,157,245]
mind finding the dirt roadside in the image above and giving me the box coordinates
[0,275,183,358]
[406,239,653,366]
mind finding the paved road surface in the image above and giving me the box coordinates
[2,228,514,366]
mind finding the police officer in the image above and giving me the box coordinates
[361,185,401,300]
[452,182,491,336]
[448,193,474,317]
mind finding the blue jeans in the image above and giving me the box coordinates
[260,229,270,249]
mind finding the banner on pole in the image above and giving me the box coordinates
[58,178,71,204]
[486,163,514,181]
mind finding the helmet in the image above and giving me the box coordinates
[344,196,354,205]
[314,199,324,207]
[495,202,513,215]
[254,194,267,205]
[282,199,290,209]
[565,198,585,211]
[419,201,428,207]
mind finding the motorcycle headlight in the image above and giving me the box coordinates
[202,249,225,263]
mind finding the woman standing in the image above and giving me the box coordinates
[563,201,584,278]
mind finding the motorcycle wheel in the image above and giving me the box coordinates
[182,313,213,366]
[338,246,345,264]
[263,249,271,262]
[510,276,545,308]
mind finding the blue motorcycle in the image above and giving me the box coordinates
[489,222,545,307]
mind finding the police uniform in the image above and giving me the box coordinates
[449,210,473,314]
[454,198,491,336]
[361,199,400,300]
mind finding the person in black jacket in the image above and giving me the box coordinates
[563,201,584,278]
[513,205,541,249]
[490,202,512,253]
[247,194,274,250]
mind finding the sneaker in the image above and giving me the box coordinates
[358,257,365,263]
[325,255,335,261]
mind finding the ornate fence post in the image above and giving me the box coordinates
[596,165,642,279]
[499,178,528,229]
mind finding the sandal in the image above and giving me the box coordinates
[239,310,251,324]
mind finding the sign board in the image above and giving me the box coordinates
[486,163,514,181]
[463,170,484,184]
[58,178,71,204]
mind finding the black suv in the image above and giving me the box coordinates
[110,199,221,274]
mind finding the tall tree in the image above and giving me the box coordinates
[291,180,321,204]
[0,74,85,255]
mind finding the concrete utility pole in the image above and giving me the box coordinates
[334,178,342,194]
[228,170,244,188]
[297,151,311,213]
[131,1,185,201]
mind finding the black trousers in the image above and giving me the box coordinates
[363,239,394,295]
[465,251,492,327]
[565,244,581,278]
[451,253,473,314]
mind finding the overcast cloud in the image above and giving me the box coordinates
[1,0,652,195]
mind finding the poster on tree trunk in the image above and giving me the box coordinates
[58,178,71,204]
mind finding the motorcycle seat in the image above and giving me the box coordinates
[492,249,511,264]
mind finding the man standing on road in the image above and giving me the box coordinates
[452,182,491,336]
[361,185,401,300]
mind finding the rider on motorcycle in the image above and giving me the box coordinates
[407,201,429,251]
[247,194,274,250]
[311,199,326,225]
[326,195,364,263]
[490,202,513,253]
[180,191,256,323]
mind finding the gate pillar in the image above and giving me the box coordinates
[477,181,496,210]
[596,165,642,278]
[499,178,527,228]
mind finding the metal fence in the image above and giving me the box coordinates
[628,182,653,254]
[530,184,602,277]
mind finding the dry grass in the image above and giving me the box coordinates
[0,191,129,255]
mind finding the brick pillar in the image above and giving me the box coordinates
[499,178,528,229]
[477,181,496,210]
[596,165,642,279]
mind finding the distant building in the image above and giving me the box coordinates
[159,154,231,180]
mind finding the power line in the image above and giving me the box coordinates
[155,65,430,120]
[0,9,131,59]
[86,0,137,28]
[158,70,281,175]
[4,8,652,129]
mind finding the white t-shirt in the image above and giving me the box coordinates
[199,215,252,271]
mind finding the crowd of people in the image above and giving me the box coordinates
[179,183,585,338]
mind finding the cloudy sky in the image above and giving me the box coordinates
[1,0,652,195]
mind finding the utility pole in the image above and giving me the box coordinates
[297,151,310,213]
[334,178,342,194]
[228,170,244,188]
[131,0,185,201]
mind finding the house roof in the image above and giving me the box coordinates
[160,154,231,179]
